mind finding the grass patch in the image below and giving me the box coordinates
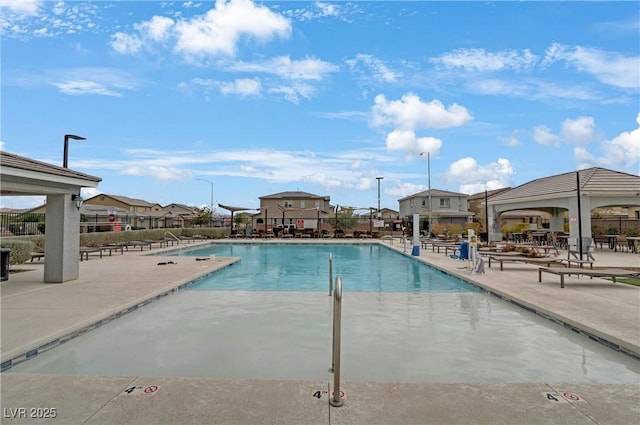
[604,277,640,287]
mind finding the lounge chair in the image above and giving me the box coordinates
[538,267,640,288]
[79,246,104,261]
[487,256,563,271]
[567,237,595,261]
[30,252,45,262]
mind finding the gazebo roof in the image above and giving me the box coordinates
[218,203,256,213]
[490,167,640,203]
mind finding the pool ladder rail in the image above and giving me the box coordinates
[164,231,183,245]
[330,275,344,407]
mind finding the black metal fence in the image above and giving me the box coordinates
[5,212,634,237]
[0,212,46,236]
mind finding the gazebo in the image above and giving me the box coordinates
[217,203,257,232]
[487,167,640,242]
[0,151,101,282]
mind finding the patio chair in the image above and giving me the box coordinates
[568,237,595,261]
[616,235,629,253]
[449,242,469,260]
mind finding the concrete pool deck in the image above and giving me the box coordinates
[1,239,639,424]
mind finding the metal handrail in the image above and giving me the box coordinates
[330,276,344,407]
[164,231,182,244]
[328,254,333,296]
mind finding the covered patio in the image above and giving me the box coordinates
[1,151,101,282]
[487,167,640,243]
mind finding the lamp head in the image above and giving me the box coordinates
[65,134,86,141]
[71,194,84,210]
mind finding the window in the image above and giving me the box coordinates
[421,199,426,207]
[440,198,450,208]
[284,201,293,208]
[300,200,306,208]
[315,200,321,209]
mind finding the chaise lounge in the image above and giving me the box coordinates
[538,267,640,288]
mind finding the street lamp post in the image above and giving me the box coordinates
[63,134,86,168]
[196,178,214,227]
[376,177,384,219]
[420,152,432,237]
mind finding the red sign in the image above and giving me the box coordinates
[108,214,116,222]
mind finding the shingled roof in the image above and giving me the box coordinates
[1,151,101,183]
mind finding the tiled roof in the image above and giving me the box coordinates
[398,188,467,202]
[260,191,328,199]
[85,193,155,207]
[467,188,512,200]
[490,167,640,202]
[1,151,101,182]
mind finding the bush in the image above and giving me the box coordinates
[0,239,35,265]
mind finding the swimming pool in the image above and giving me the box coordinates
[179,243,481,292]
[7,244,640,384]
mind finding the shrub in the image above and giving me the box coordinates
[0,239,35,265]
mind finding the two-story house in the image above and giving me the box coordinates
[398,189,474,233]
[256,191,332,235]
[83,194,169,230]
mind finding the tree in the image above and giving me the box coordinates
[191,206,211,227]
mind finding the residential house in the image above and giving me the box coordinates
[256,191,332,235]
[83,194,168,229]
[398,189,474,233]
[161,203,201,228]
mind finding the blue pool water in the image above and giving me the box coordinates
[8,243,640,384]
[176,243,481,292]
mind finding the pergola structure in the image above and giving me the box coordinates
[0,151,101,282]
[217,203,257,231]
[487,167,640,242]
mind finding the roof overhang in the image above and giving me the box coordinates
[1,151,101,196]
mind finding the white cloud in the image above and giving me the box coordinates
[561,116,596,144]
[227,56,338,81]
[268,82,315,104]
[219,78,261,96]
[504,132,520,147]
[0,0,42,15]
[589,113,640,170]
[371,93,473,130]
[445,157,514,194]
[121,165,194,181]
[543,43,640,89]
[431,48,538,72]
[109,0,291,59]
[386,181,425,198]
[314,2,339,18]
[173,0,291,58]
[533,125,561,147]
[52,80,122,96]
[345,54,401,83]
[110,32,143,55]
[135,15,174,42]
[385,130,442,156]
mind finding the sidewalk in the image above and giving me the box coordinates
[1,240,639,424]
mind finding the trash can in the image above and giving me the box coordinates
[1,248,11,281]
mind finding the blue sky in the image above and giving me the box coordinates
[1,0,639,213]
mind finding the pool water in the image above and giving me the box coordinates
[178,243,481,292]
[7,244,640,384]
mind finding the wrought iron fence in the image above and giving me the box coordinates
[0,212,46,236]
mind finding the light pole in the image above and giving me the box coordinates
[376,177,384,219]
[63,134,86,168]
[420,152,432,237]
[196,178,214,227]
